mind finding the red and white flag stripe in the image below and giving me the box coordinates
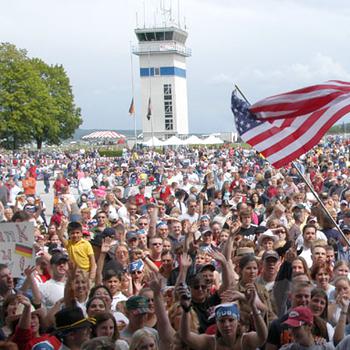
[250,80,350,121]
[240,81,350,168]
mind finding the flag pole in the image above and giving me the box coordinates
[234,84,350,247]
[129,42,137,149]
[291,162,350,246]
[148,50,154,147]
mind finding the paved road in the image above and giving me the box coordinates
[36,180,78,220]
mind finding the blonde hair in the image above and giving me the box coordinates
[129,329,159,350]
[168,302,199,332]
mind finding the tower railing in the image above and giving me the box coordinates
[132,41,191,57]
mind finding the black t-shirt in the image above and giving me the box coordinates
[192,292,221,333]
[267,313,292,348]
[239,225,257,240]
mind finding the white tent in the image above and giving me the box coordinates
[202,135,224,144]
[82,131,126,140]
[183,135,204,145]
[142,137,164,147]
[163,136,186,146]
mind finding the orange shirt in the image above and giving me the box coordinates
[22,177,36,196]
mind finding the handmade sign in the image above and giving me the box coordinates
[0,222,35,277]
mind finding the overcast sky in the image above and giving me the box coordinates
[1,0,350,133]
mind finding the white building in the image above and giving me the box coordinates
[133,26,191,140]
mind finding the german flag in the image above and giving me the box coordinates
[128,98,135,115]
[15,244,33,258]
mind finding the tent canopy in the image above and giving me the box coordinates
[142,137,164,147]
[82,131,125,140]
[183,135,204,145]
[163,136,186,146]
[202,135,224,144]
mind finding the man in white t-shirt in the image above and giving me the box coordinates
[179,199,199,224]
[39,253,68,309]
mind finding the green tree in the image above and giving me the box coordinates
[0,42,82,149]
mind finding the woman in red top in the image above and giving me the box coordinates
[53,173,68,196]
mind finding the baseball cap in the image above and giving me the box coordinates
[126,296,150,315]
[126,231,138,241]
[340,200,348,206]
[156,221,168,229]
[102,227,116,238]
[202,229,213,236]
[129,259,144,273]
[341,224,350,233]
[221,200,231,208]
[283,306,313,328]
[262,250,279,261]
[236,247,255,256]
[50,253,69,265]
[199,263,216,273]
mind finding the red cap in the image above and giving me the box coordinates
[283,306,313,328]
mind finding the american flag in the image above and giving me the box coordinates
[231,81,350,168]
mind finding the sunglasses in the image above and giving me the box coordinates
[131,270,143,275]
[192,285,207,290]
[152,242,163,246]
[97,216,106,219]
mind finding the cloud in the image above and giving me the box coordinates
[210,53,350,97]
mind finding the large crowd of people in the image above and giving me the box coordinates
[1,137,350,349]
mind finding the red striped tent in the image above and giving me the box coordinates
[82,131,126,140]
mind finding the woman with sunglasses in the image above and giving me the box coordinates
[139,287,157,328]
[92,210,109,235]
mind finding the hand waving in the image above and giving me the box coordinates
[207,248,226,264]
[101,237,113,254]
[180,253,192,270]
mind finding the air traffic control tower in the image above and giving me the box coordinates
[133,24,191,140]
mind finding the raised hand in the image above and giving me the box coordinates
[133,280,145,294]
[101,237,113,254]
[149,272,165,295]
[207,248,226,264]
[17,294,32,308]
[180,253,192,270]
[60,216,69,229]
[189,222,199,235]
[337,293,350,312]
[66,261,77,281]
[220,289,246,303]
[230,221,241,236]
[24,265,36,278]
[176,283,192,310]
[244,283,257,308]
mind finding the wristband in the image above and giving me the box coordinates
[182,304,192,313]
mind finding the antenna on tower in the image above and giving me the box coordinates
[178,0,180,28]
[143,0,146,28]
[136,12,139,28]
